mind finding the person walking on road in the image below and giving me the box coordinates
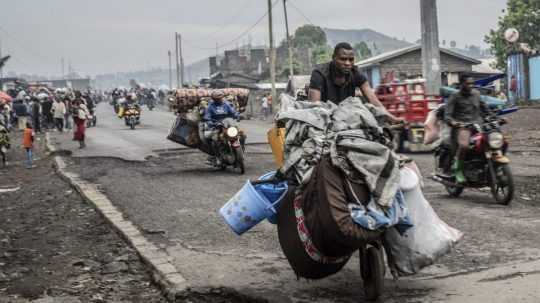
[31,97,42,133]
[63,97,72,130]
[0,120,10,167]
[12,98,29,131]
[261,94,269,120]
[72,100,88,149]
[509,75,518,106]
[51,98,66,132]
[22,122,35,169]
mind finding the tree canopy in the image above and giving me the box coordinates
[485,0,540,70]
[292,25,327,49]
[353,42,372,61]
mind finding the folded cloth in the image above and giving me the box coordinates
[349,190,412,234]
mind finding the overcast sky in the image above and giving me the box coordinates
[0,0,506,77]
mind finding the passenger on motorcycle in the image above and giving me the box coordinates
[123,93,140,111]
[203,90,240,165]
[444,75,493,183]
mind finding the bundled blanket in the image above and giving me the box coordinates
[277,97,400,208]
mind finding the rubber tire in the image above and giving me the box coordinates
[92,116,97,127]
[363,246,385,301]
[491,164,514,205]
[234,147,245,175]
[130,118,135,130]
[445,185,464,197]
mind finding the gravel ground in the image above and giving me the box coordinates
[0,131,166,303]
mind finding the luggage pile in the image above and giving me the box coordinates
[221,94,463,282]
[168,88,249,115]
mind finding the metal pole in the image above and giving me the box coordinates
[268,0,277,113]
[175,33,180,88]
[420,0,442,95]
[283,0,294,78]
[168,50,173,89]
[179,34,185,87]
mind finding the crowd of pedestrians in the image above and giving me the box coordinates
[0,86,100,168]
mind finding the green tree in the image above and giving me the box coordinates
[292,25,327,49]
[485,0,540,70]
[353,42,372,61]
[312,45,333,65]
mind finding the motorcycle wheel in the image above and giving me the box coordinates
[445,185,464,197]
[362,246,385,301]
[491,164,514,205]
[130,118,135,130]
[234,147,245,175]
[93,116,97,127]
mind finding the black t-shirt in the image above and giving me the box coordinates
[309,62,367,105]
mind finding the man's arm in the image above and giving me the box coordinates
[308,69,324,102]
[360,81,404,123]
[444,95,457,125]
[308,88,321,102]
[226,102,240,120]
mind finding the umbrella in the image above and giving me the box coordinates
[0,91,13,104]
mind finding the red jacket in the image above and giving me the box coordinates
[22,128,34,148]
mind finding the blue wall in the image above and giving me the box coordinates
[507,53,527,99]
[529,56,540,100]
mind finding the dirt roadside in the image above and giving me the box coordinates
[0,131,167,303]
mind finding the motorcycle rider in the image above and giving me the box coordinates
[445,74,493,183]
[203,90,240,165]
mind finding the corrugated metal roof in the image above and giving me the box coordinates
[356,44,481,68]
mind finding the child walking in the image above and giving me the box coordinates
[22,122,35,169]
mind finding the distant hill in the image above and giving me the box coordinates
[323,28,412,54]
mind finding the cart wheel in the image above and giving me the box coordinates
[363,246,385,301]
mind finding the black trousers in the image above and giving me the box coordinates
[54,118,64,131]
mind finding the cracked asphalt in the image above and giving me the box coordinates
[51,105,540,302]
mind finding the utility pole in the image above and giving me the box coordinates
[168,50,172,89]
[175,33,180,88]
[420,0,442,95]
[267,0,277,113]
[178,34,185,87]
[283,0,294,78]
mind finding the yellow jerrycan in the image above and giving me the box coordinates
[267,127,286,168]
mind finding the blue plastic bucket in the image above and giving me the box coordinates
[254,172,288,224]
[220,180,281,235]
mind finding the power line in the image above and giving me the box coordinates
[287,0,315,26]
[200,0,254,41]
[183,0,280,51]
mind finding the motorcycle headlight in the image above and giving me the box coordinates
[488,132,504,149]
[226,127,239,138]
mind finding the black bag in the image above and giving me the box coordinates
[166,116,200,148]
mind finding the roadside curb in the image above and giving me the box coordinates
[45,133,188,301]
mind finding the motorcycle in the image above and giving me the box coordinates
[432,109,515,205]
[146,95,155,111]
[86,108,97,127]
[123,105,141,130]
[211,117,246,174]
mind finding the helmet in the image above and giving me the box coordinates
[211,90,224,99]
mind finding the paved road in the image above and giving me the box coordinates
[51,105,540,302]
[48,103,273,161]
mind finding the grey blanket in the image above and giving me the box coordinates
[277,97,400,207]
